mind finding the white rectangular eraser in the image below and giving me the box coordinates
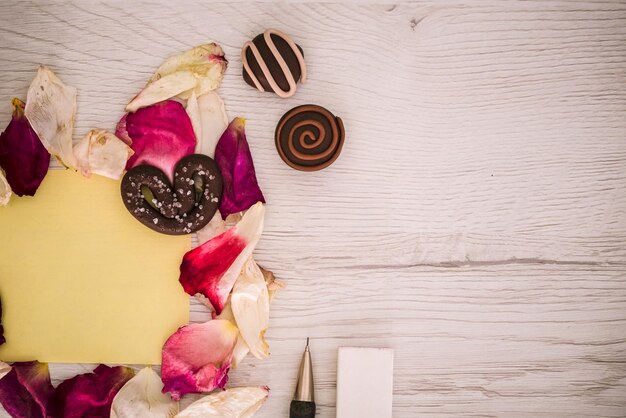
[336,347,394,418]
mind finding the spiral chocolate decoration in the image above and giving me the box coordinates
[121,154,222,235]
[275,105,345,171]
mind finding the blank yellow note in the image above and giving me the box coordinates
[0,170,190,364]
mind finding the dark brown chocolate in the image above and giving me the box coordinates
[242,29,306,98]
[275,105,345,171]
[121,154,222,235]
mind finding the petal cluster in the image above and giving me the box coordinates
[0,362,134,418]
[179,202,265,315]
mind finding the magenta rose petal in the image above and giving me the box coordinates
[161,319,239,400]
[0,297,4,345]
[0,361,54,418]
[214,118,265,219]
[50,365,134,418]
[0,98,50,196]
[179,202,265,315]
[116,100,196,182]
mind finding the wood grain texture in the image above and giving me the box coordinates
[0,1,625,417]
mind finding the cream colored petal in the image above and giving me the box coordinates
[126,43,227,112]
[196,211,227,245]
[231,258,270,360]
[111,367,178,418]
[186,64,227,99]
[0,169,12,207]
[73,129,133,180]
[175,386,269,418]
[73,132,91,177]
[260,265,285,302]
[194,210,244,246]
[215,259,284,367]
[186,91,200,140]
[216,301,250,369]
[186,91,228,158]
[25,66,77,169]
[152,43,225,81]
[126,72,197,113]
[0,361,11,379]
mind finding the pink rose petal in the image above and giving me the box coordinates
[0,361,54,418]
[117,100,196,182]
[215,118,265,219]
[179,202,265,315]
[161,319,239,400]
[0,98,50,196]
[50,365,134,418]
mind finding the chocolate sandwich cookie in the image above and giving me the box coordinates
[121,154,222,235]
[242,28,306,98]
[275,105,345,171]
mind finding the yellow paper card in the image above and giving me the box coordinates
[0,170,190,364]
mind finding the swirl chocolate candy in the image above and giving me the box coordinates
[275,105,345,171]
[242,28,306,98]
[121,154,222,235]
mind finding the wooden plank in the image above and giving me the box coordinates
[49,264,626,417]
[0,1,624,417]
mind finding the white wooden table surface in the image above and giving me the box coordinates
[1,1,625,417]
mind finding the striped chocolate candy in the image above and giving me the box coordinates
[242,29,306,98]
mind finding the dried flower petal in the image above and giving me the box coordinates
[74,129,133,180]
[260,265,286,302]
[117,100,196,182]
[111,367,178,418]
[24,66,77,169]
[0,297,5,345]
[0,361,54,418]
[175,386,269,418]
[126,44,227,112]
[216,261,284,368]
[215,118,265,219]
[0,362,10,380]
[0,168,10,207]
[161,319,238,400]
[231,258,270,360]
[215,302,251,369]
[180,202,265,315]
[196,211,226,244]
[186,91,228,158]
[0,98,50,196]
[50,365,134,418]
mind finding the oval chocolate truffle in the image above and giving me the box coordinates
[275,105,345,171]
[242,28,306,98]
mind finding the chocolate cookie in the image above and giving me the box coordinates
[275,105,345,171]
[242,28,306,98]
[121,154,222,235]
